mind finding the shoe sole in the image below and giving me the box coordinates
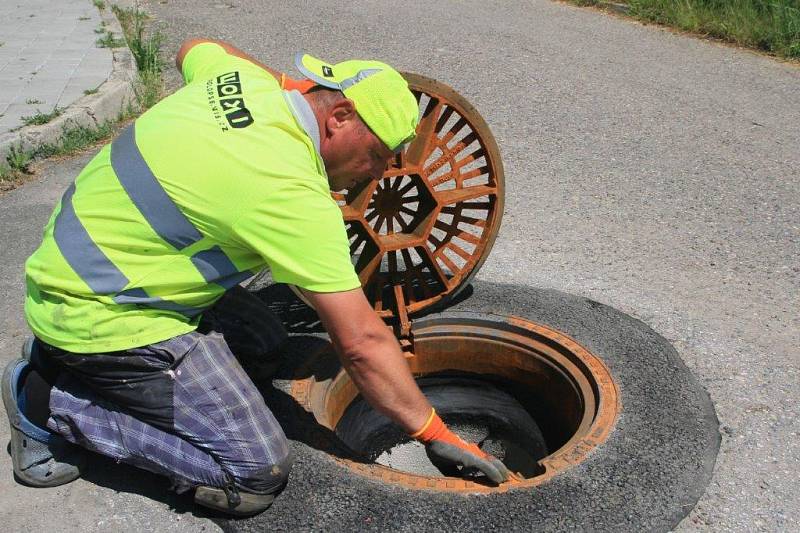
[194,486,275,516]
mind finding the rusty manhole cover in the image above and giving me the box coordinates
[334,72,504,319]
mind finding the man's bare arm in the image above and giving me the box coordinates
[301,287,431,433]
[301,287,513,483]
[175,38,282,81]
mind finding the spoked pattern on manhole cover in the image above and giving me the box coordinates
[334,73,504,319]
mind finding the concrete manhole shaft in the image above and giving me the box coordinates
[289,313,620,493]
[334,73,505,320]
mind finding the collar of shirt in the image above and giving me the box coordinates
[281,89,327,177]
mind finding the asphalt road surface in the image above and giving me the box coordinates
[0,0,797,531]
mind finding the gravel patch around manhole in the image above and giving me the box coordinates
[223,280,719,532]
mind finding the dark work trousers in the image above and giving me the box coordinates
[41,286,293,495]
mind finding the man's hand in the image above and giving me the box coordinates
[413,408,511,485]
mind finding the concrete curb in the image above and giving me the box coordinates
[596,1,631,15]
[0,2,138,164]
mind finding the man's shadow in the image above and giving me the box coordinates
[244,283,371,461]
[77,453,202,515]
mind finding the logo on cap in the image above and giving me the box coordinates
[322,65,334,77]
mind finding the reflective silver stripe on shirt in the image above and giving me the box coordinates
[191,246,253,289]
[282,89,322,157]
[53,125,251,315]
[53,182,130,294]
[111,123,203,250]
[113,288,205,318]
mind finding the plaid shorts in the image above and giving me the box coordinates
[43,288,292,494]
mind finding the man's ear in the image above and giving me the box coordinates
[326,99,358,135]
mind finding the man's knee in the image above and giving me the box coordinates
[236,449,294,494]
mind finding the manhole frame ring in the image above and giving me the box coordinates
[289,313,621,494]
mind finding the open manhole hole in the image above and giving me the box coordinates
[289,314,619,493]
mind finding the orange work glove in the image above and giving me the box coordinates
[411,408,511,485]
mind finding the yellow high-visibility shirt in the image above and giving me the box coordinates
[24,42,359,353]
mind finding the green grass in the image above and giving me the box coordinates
[83,87,100,95]
[5,147,33,173]
[0,166,13,182]
[21,107,63,126]
[93,0,106,10]
[113,5,164,73]
[34,121,118,159]
[132,68,163,109]
[3,3,166,190]
[1,118,130,186]
[112,4,165,109]
[96,30,126,48]
[572,0,800,59]
[1,147,34,184]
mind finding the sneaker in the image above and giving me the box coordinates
[2,357,83,487]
